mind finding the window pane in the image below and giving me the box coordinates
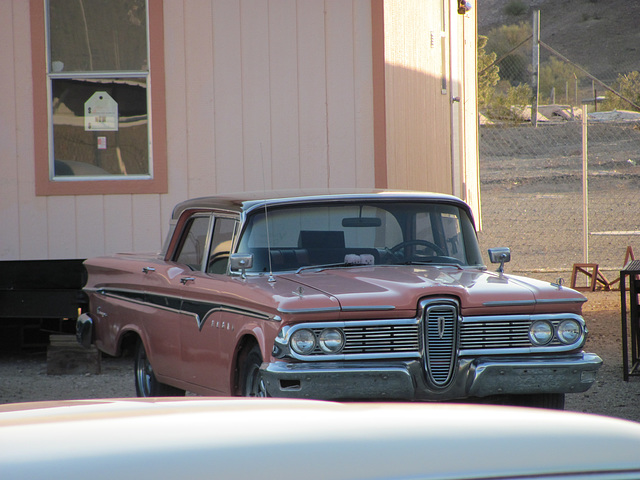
[175,216,212,270]
[48,0,148,73]
[52,78,149,177]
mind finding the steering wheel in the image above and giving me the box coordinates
[389,239,446,258]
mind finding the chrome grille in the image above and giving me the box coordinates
[308,324,420,355]
[460,318,565,352]
[424,303,458,387]
[342,325,420,354]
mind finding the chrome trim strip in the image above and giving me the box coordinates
[482,300,536,307]
[536,297,587,304]
[277,307,341,314]
[340,305,396,311]
[88,287,277,329]
[483,297,586,307]
[462,312,585,323]
[277,305,396,314]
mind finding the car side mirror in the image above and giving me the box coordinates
[488,247,511,273]
[230,253,253,279]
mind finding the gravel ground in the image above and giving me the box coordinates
[1,289,639,422]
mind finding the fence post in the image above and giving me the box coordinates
[582,103,589,263]
[531,10,540,127]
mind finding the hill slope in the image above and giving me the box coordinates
[477,0,640,82]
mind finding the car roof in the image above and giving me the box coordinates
[170,189,471,220]
[1,398,640,480]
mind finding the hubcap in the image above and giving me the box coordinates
[136,349,153,396]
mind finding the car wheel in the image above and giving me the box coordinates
[241,345,269,397]
[134,340,185,397]
[512,393,565,410]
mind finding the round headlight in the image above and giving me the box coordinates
[529,320,553,345]
[319,328,344,353]
[290,329,316,355]
[557,319,581,344]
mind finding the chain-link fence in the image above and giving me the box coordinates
[478,14,640,286]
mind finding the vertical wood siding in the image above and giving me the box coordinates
[2,0,375,260]
[3,0,478,261]
[382,0,453,194]
[0,0,20,259]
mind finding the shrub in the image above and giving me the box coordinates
[601,71,640,112]
[504,0,528,16]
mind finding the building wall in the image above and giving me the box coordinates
[0,0,478,262]
[381,0,453,193]
[380,0,478,223]
[1,0,376,260]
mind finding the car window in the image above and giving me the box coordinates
[174,215,212,270]
[207,217,238,274]
[236,201,482,272]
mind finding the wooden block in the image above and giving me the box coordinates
[47,335,101,375]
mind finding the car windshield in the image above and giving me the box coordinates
[236,201,483,273]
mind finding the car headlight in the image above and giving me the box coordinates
[529,320,553,346]
[318,328,344,353]
[290,329,316,355]
[557,319,582,344]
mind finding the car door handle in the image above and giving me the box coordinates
[142,266,156,274]
[180,277,195,285]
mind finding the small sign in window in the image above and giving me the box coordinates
[84,91,118,131]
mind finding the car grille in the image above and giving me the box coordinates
[342,324,420,354]
[296,311,580,361]
[308,324,420,355]
[423,302,458,387]
[459,318,565,351]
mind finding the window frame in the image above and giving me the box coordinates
[30,0,167,196]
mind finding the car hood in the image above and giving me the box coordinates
[279,265,585,315]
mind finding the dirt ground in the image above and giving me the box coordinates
[0,289,639,422]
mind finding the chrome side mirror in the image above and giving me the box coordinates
[488,247,511,273]
[230,253,253,279]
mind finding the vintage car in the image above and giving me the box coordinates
[77,190,602,408]
[2,398,640,480]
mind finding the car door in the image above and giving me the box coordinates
[144,212,215,384]
[178,215,239,394]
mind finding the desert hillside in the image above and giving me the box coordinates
[477,0,640,82]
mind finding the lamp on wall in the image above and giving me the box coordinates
[458,0,472,14]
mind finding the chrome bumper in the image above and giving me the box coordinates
[76,312,94,348]
[261,353,603,401]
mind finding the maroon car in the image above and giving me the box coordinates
[77,191,602,408]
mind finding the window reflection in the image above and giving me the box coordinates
[47,0,150,179]
[49,0,147,73]
[52,78,148,177]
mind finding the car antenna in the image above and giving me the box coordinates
[261,144,275,283]
[264,201,275,283]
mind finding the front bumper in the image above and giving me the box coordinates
[261,353,603,401]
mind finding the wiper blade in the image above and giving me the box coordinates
[295,262,375,274]
[403,260,464,269]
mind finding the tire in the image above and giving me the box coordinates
[240,345,269,397]
[134,340,185,397]
[511,393,565,410]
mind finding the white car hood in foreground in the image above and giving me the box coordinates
[1,398,639,480]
